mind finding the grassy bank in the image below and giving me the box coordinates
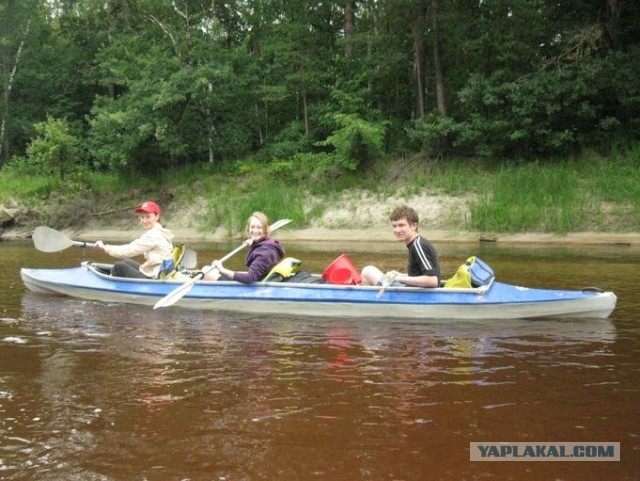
[1,150,639,235]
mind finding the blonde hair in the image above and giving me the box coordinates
[245,211,270,237]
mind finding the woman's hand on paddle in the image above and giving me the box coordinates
[213,260,234,279]
[202,263,221,281]
[213,260,230,278]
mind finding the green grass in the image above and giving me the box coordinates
[198,178,307,233]
[0,171,55,202]
[590,162,640,204]
[1,149,639,233]
[469,162,589,233]
[0,157,59,202]
[467,155,640,233]
[428,159,489,195]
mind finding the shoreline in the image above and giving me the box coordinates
[4,225,640,248]
[277,228,640,247]
[2,187,639,249]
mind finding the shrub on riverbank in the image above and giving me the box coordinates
[0,152,639,234]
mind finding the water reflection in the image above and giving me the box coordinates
[2,241,639,480]
[13,294,619,421]
[17,291,618,352]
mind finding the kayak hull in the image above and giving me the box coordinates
[20,263,617,320]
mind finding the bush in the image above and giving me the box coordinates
[452,63,627,158]
[469,162,590,232]
[26,116,85,180]
[316,113,388,170]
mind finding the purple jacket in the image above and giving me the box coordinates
[232,237,285,284]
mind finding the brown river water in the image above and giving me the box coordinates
[1,239,639,481]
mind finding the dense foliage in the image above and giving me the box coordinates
[1,0,639,177]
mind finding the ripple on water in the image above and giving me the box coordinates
[1,287,633,480]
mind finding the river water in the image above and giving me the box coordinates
[1,238,639,480]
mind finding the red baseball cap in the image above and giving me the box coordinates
[134,201,160,215]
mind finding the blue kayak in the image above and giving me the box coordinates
[20,262,616,321]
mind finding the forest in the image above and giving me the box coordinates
[1,0,638,181]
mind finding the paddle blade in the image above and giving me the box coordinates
[376,273,398,298]
[153,273,203,309]
[182,248,198,269]
[269,218,292,231]
[32,226,75,252]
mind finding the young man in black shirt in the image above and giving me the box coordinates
[361,205,441,287]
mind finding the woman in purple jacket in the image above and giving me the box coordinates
[205,212,285,284]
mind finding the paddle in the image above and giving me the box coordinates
[375,272,399,298]
[153,218,292,309]
[181,247,198,270]
[32,226,96,252]
[33,225,198,268]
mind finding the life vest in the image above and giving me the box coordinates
[263,257,302,282]
[158,244,192,280]
[443,256,495,288]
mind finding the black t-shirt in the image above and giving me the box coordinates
[406,235,440,282]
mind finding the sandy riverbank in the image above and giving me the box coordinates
[76,190,640,247]
[35,225,640,248]
[2,189,639,248]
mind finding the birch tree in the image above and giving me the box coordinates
[0,2,33,162]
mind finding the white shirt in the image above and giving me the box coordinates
[102,223,174,277]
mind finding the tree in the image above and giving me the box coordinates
[86,0,256,171]
[317,113,387,170]
[344,1,356,57]
[2,0,640,171]
[0,0,38,162]
[254,0,339,141]
[430,0,446,118]
[411,0,428,119]
[27,116,83,180]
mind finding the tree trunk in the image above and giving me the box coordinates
[604,0,621,48]
[255,102,264,147]
[344,2,355,57]
[1,80,9,162]
[302,89,310,137]
[431,0,447,117]
[412,1,427,119]
[207,83,215,163]
[430,0,449,153]
[106,0,118,99]
[1,20,30,163]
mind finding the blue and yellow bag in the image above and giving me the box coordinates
[158,244,192,280]
[444,256,495,288]
[263,257,302,282]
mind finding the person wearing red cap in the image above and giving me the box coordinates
[94,200,174,278]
